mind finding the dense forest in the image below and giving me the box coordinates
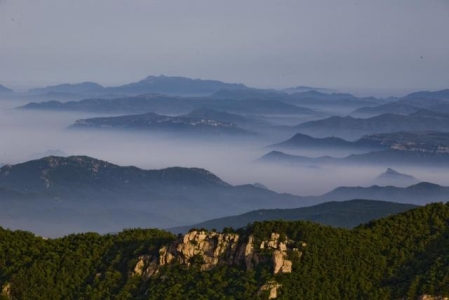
[1,202,449,299]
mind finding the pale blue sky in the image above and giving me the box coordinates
[0,0,448,96]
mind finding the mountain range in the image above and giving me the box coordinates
[259,149,449,168]
[27,75,247,97]
[1,155,448,237]
[0,156,311,236]
[20,93,318,117]
[295,109,449,140]
[350,89,449,117]
[69,110,254,138]
[169,199,417,233]
[268,132,385,152]
[270,131,449,154]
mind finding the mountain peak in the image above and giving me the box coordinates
[0,84,14,93]
[373,168,419,187]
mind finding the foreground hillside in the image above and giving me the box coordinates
[1,202,448,299]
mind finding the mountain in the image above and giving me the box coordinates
[28,82,105,95]
[0,156,310,236]
[259,149,449,168]
[20,93,317,116]
[211,87,285,99]
[69,111,254,138]
[268,132,384,151]
[282,86,335,95]
[359,131,449,153]
[0,84,14,94]
[25,75,248,97]
[350,102,421,118]
[352,93,449,118]
[183,108,254,124]
[281,90,385,114]
[295,110,449,140]
[269,131,449,154]
[106,75,247,96]
[373,168,419,187]
[1,203,449,299]
[169,199,417,233]
[403,88,449,100]
[28,149,69,160]
[321,182,449,205]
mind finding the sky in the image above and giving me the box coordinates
[0,0,448,96]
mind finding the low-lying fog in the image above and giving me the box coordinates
[1,99,448,196]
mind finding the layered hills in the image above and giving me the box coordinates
[294,110,449,140]
[27,75,247,97]
[20,94,316,116]
[0,156,309,236]
[170,199,417,233]
[69,110,254,138]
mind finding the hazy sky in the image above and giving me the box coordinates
[1,0,448,95]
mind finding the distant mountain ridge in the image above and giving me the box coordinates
[0,155,310,236]
[259,149,449,167]
[282,86,335,95]
[28,82,105,95]
[320,182,449,204]
[169,199,418,233]
[295,110,449,140]
[0,84,14,94]
[373,168,419,187]
[20,93,318,116]
[26,75,248,97]
[352,89,449,117]
[268,132,384,151]
[68,110,254,138]
[403,89,449,100]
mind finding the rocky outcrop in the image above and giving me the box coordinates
[133,230,304,280]
[260,232,302,274]
[1,283,11,299]
[417,296,449,300]
[259,281,282,299]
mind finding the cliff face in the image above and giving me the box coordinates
[133,230,304,279]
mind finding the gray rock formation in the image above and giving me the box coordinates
[133,230,305,298]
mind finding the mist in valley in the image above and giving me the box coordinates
[1,99,447,200]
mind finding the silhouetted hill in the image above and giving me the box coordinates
[0,156,309,236]
[359,131,449,153]
[295,110,449,140]
[321,182,449,204]
[69,111,254,138]
[106,75,247,96]
[281,91,384,113]
[20,94,316,116]
[403,89,449,100]
[268,133,383,151]
[282,86,335,94]
[373,168,419,187]
[28,82,104,95]
[0,84,14,94]
[169,199,417,233]
[351,102,421,117]
[26,75,248,97]
[211,87,284,99]
[259,148,449,168]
